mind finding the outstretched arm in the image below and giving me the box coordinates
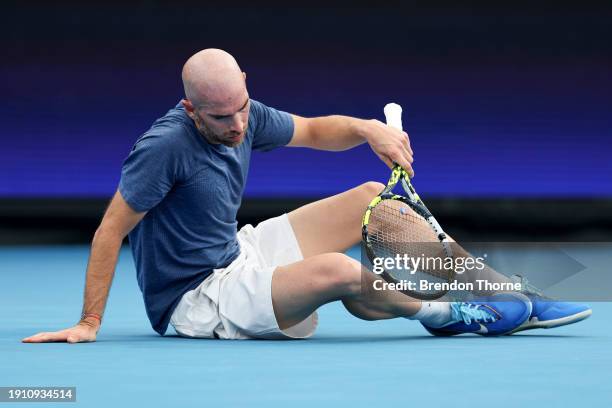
[22,190,145,344]
[288,114,414,176]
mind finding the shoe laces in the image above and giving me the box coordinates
[450,302,497,325]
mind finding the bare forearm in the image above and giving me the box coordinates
[80,228,123,327]
[291,111,413,172]
[22,191,142,343]
[304,115,370,151]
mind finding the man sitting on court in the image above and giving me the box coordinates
[23,49,591,343]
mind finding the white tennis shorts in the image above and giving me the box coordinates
[169,214,318,340]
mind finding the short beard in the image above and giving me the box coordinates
[194,116,243,148]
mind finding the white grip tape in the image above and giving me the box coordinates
[383,103,403,131]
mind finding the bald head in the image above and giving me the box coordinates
[182,49,246,110]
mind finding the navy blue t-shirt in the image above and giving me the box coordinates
[119,99,294,335]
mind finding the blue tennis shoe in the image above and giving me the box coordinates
[422,292,532,336]
[508,275,592,334]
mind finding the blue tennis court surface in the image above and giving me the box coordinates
[1,245,611,407]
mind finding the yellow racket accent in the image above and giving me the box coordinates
[362,196,382,225]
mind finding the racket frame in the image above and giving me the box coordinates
[362,164,454,300]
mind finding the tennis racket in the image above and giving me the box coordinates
[361,103,455,300]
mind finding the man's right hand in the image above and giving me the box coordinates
[21,191,145,345]
[22,320,99,344]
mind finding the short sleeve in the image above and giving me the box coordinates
[119,133,181,212]
[250,99,295,152]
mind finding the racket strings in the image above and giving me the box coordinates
[368,199,450,283]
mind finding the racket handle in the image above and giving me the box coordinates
[384,103,403,131]
[385,103,411,183]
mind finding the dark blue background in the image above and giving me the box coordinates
[2,3,610,198]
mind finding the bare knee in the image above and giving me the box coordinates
[311,253,363,297]
[359,181,385,199]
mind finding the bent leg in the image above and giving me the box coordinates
[288,181,383,258]
[288,182,510,290]
[286,182,511,305]
[272,252,420,329]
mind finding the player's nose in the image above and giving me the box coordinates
[229,115,243,133]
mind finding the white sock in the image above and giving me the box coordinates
[409,302,453,328]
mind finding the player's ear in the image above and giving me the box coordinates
[181,99,196,118]
[243,72,247,80]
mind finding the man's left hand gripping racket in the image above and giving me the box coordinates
[361,103,455,300]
